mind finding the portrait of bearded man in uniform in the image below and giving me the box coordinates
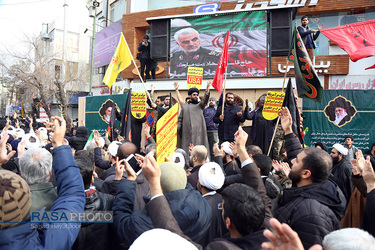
[170,27,220,78]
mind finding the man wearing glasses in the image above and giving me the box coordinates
[171,27,220,78]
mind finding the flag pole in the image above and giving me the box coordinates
[221,67,228,115]
[267,57,290,156]
[121,33,148,93]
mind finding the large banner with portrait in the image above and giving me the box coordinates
[170,11,267,79]
[302,90,375,151]
[85,94,127,134]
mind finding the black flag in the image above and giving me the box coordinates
[283,78,304,145]
[119,88,132,140]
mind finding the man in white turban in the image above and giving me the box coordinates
[197,162,227,241]
[330,143,352,205]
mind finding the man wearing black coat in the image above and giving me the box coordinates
[138,127,271,249]
[113,161,212,248]
[72,155,120,250]
[213,92,244,145]
[275,107,346,249]
[330,143,353,205]
[138,34,151,81]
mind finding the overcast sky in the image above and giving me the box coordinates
[0,0,90,65]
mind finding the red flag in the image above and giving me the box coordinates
[365,64,375,70]
[212,30,230,94]
[320,19,375,62]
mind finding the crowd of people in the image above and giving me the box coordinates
[0,82,375,250]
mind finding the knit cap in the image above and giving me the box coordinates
[160,162,187,194]
[0,170,31,229]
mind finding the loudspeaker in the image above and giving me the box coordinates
[270,8,297,57]
[148,19,170,61]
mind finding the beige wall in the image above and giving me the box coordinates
[149,88,301,127]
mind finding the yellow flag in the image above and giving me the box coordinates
[103,33,132,88]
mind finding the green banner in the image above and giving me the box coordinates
[85,94,128,134]
[303,90,375,151]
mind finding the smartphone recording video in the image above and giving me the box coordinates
[125,154,142,175]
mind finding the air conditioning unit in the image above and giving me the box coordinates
[41,23,50,40]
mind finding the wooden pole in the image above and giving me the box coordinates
[122,33,148,92]
[267,58,290,156]
[221,67,228,115]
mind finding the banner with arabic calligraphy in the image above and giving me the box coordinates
[263,91,285,120]
[85,94,127,134]
[170,11,267,79]
[288,25,323,103]
[156,104,179,164]
[302,90,375,151]
[131,92,146,119]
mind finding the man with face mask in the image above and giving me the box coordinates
[330,143,353,205]
[213,92,245,146]
[178,81,212,157]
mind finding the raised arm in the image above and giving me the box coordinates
[143,153,203,249]
[47,116,85,248]
[235,127,272,228]
[174,82,185,107]
[280,107,302,163]
[199,80,212,109]
[146,90,157,109]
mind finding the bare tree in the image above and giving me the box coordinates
[1,34,88,128]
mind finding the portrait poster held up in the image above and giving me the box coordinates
[156,104,179,165]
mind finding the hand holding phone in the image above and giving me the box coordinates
[126,154,142,175]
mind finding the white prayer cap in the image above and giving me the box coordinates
[14,128,25,139]
[108,141,122,156]
[130,229,197,250]
[6,126,16,135]
[332,143,348,156]
[221,141,233,156]
[38,127,48,141]
[198,162,225,191]
[22,133,40,149]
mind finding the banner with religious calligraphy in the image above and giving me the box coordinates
[288,25,323,103]
[131,92,146,119]
[303,90,375,151]
[170,11,267,79]
[156,104,179,165]
[262,91,285,120]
